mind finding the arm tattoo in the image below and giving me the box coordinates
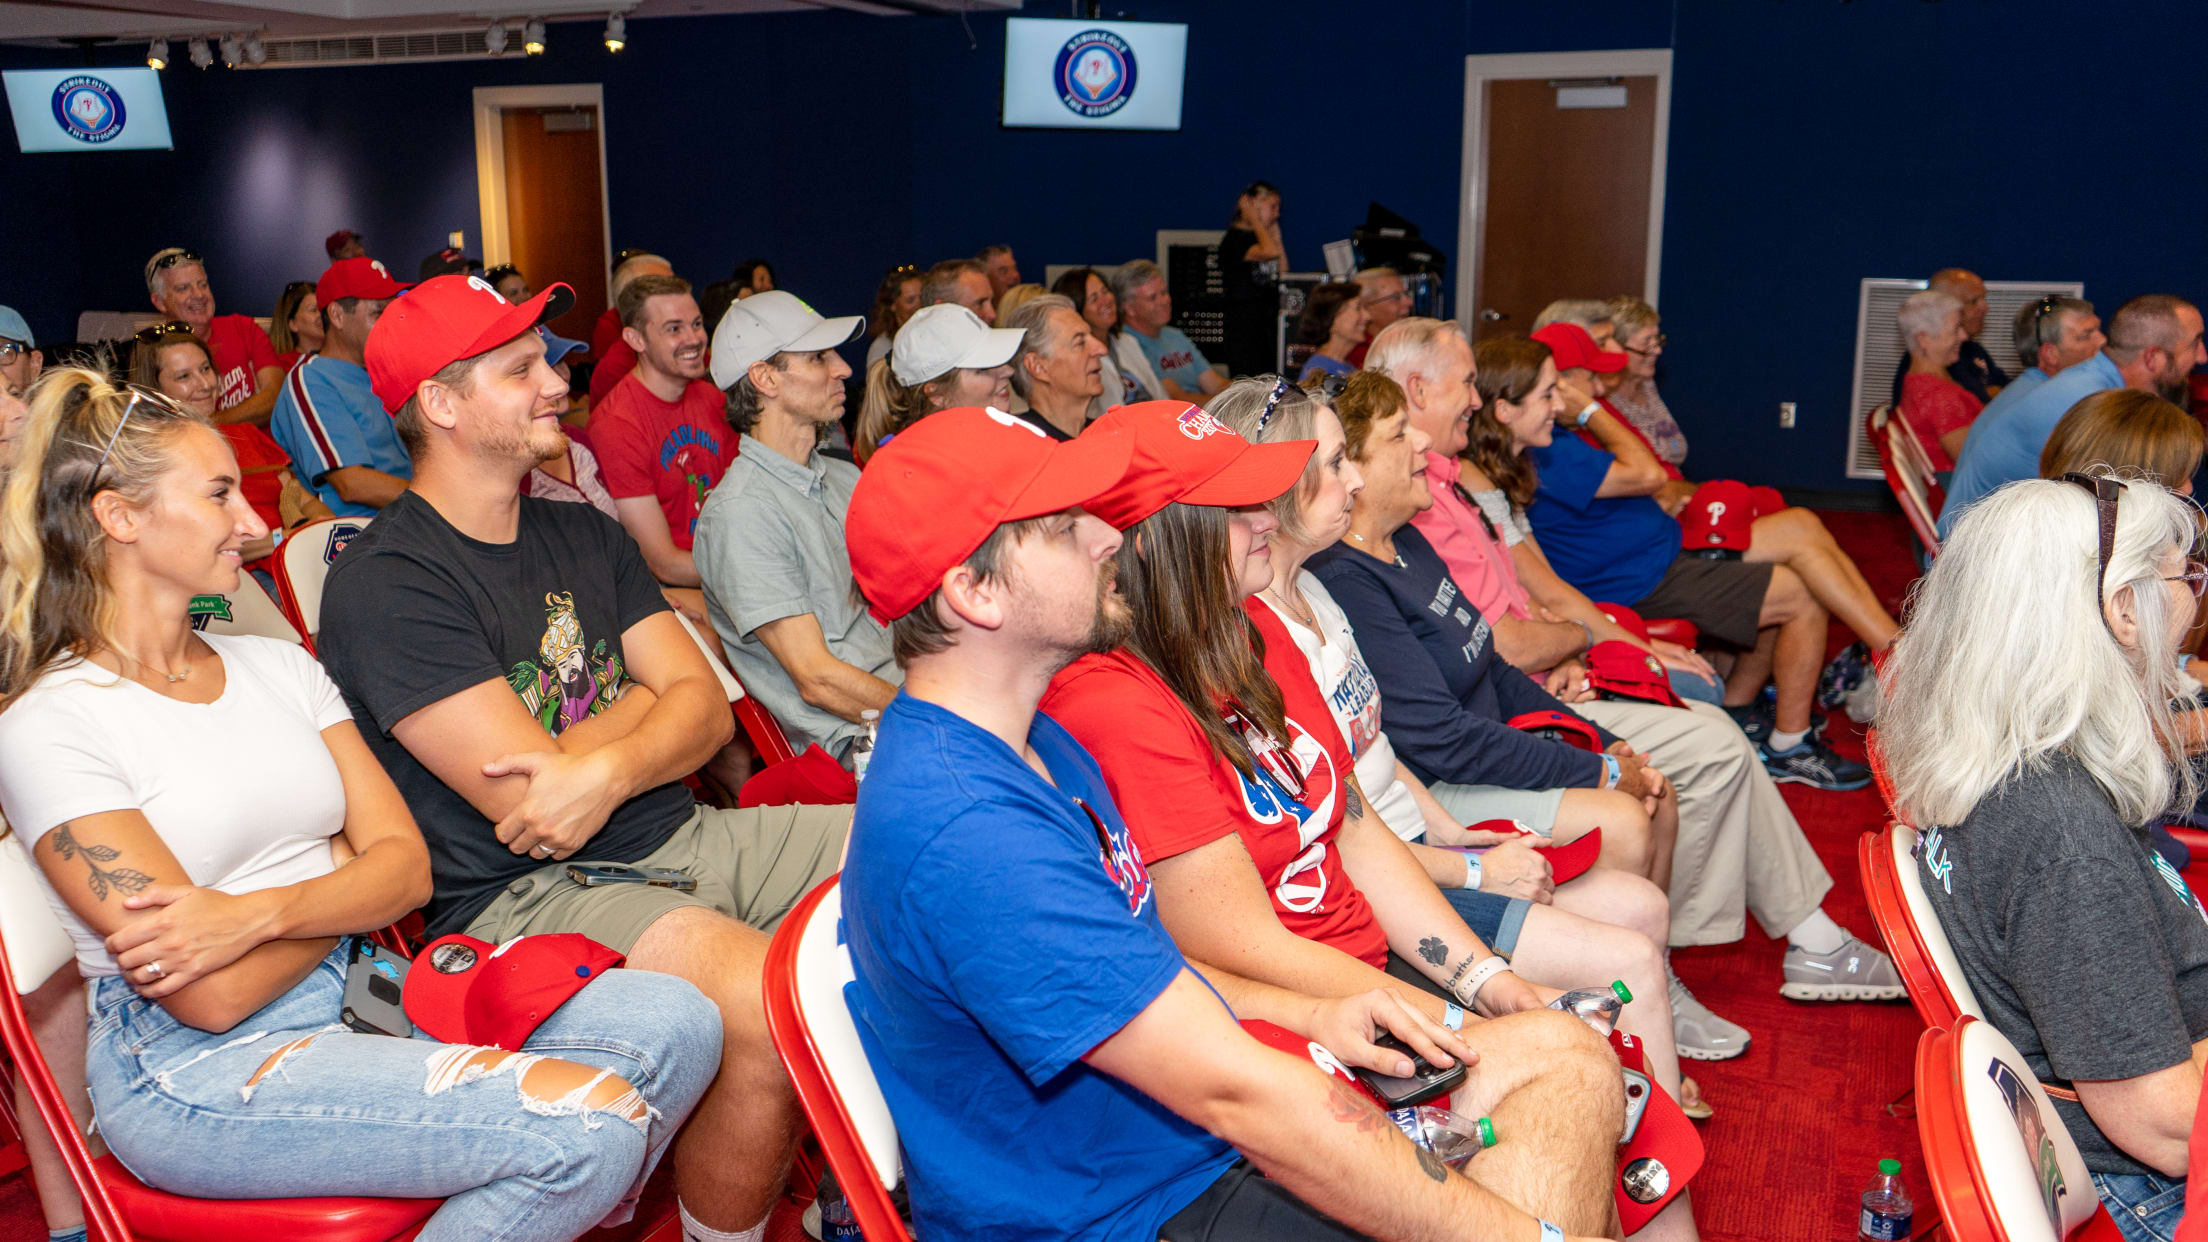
[1343,779,1364,818]
[1417,936,1448,967]
[1324,1077,1392,1135]
[49,825,154,903]
[1443,954,1476,994]
[1414,1142,1449,1183]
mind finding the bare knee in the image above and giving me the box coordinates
[1761,565,1815,623]
[518,1056,651,1126]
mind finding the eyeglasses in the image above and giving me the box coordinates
[1254,379,1290,437]
[85,389,149,500]
[1314,371,1350,401]
[2061,472,2121,620]
[1221,699,1308,803]
[0,340,26,365]
[1622,333,1668,357]
[133,321,196,346]
[2167,559,2208,599]
[1361,288,1411,308]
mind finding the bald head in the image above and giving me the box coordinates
[1927,268,1987,337]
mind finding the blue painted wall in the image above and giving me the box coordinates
[3,1,2201,491]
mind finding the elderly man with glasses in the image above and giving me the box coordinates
[1345,267,1413,368]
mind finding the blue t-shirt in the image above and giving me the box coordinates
[1298,353,1354,382]
[1130,325,1215,394]
[1939,352,2121,540]
[1525,432,1681,604]
[841,692,1235,1242]
[269,354,414,517]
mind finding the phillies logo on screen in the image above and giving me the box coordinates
[51,76,126,144]
[1053,29,1138,118]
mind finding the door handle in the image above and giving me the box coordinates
[1479,308,1508,323]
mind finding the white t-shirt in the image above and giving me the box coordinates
[0,635,351,977]
[1270,571,1429,841]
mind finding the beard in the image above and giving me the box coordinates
[1082,560,1133,655]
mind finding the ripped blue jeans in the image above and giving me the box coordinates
[84,938,721,1242]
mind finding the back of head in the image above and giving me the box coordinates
[1364,316,1464,384]
[1881,474,2198,828]
[617,273,692,330]
[0,369,209,708]
[2039,388,2204,488]
[2105,294,2195,360]
[1896,288,1962,344]
[855,356,933,463]
[1296,283,1362,347]
[996,283,1046,324]
[1531,298,1613,333]
[609,252,670,304]
[1469,335,1551,506]
[1005,294,1076,401]
[1108,259,1164,305]
[920,259,985,307]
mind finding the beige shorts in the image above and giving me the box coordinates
[462,802,852,953]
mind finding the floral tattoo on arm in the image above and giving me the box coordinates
[49,825,154,902]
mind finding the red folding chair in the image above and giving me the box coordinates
[670,613,799,767]
[762,878,912,1242]
[273,516,373,653]
[1859,824,1983,1031]
[1869,403,1946,559]
[1916,1017,2122,1241]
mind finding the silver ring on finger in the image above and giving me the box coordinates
[533,844,554,858]
[145,961,165,980]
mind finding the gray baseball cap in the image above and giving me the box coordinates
[709,290,862,390]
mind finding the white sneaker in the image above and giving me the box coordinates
[801,1200,823,1240]
[1669,969,1750,1061]
[1781,934,1906,1002]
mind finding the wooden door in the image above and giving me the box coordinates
[500,105,606,342]
[1472,77,1656,340]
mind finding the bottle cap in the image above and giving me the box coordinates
[1611,979,1633,1004]
[1878,1158,1901,1175]
[860,709,880,722]
[1476,1116,1496,1147]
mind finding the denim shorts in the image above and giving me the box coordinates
[2093,1171,2186,1242]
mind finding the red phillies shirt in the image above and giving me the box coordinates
[1042,646,1386,968]
[588,371,738,550]
[217,423,292,574]
[204,315,278,412]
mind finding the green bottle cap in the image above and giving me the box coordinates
[1878,1158,1901,1176]
[1611,979,1632,1004]
[1476,1116,1496,1147]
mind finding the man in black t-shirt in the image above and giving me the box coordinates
[319,273,851,1242]
[1889,267,2013,405]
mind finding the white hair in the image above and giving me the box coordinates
[1881,474,2200,828]
[1896,289,1962,350]
[1005,293,1077,401]
[1531,299,1613,332]
[1363,316,1467,382]
[610,252,670,301]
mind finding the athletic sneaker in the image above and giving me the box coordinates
[1760,737,1871,790]
[1816,640,1873,712]
[1669,969,1750,1061]
[1780,934,1907,1001]
[1724,695,1828,747]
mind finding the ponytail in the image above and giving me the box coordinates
[854,356,952,465]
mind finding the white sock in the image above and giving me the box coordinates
[1767,727,1808,753]
[1786,908,1848,955]
[679,1201,767,1242]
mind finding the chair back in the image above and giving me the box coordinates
[763,878,911,1242]
[1915,1016,2119,1242]
[189,573,305,645]
[1860,824,1985,1029]
[1869,403,1946,558]
[276,516,372,649]
[669,611,799,766]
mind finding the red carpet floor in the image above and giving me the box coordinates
[0,509,1927,1242]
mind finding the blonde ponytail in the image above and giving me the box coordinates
[854,356,951,465]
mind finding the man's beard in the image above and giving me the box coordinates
[1082,562,1132,655]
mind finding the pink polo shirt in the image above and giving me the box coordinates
[1409,451,1534,624]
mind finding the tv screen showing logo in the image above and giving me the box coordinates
[4,68,174,153]
[1003,19,1187,131]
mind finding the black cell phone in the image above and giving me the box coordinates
[1352,1031,1467,1109]
[562,862,698,892]
[340,938,414,1038]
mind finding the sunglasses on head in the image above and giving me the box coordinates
[133,321,196,344]
[148,249,200,277]
[1254,378,1291,437]
[483,264,521,285]
[2059,472,2208,618]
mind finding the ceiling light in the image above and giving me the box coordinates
[146,37,168,70]
[484,20,508,55]
[522,19,547,55]
[218,33,242,66]
[602,12,626,52]
[244,34,266,65]
[187,37,213,69]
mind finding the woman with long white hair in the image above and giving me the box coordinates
[1882,473,2208,1240]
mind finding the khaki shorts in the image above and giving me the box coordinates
[462,803,852,953]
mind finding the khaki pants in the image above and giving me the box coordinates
[1575,698,1831,947]
[463,803,852,953]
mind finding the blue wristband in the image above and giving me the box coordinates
[1443,1001,1464,1030]
[1599,753,1621,789]
[1540,1222,1564,1242]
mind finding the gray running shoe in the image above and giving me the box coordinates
[1780,934,1906,1001]
[1669,969,1750,1061]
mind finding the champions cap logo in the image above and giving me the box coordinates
[1053,28,1138,118]
[51,76,127,144]
[1174,405,1228,442]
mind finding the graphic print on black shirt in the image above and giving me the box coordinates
[508,589,630,734]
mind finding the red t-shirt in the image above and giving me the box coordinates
[587,307,639,403]
[588,371,738,550]
[1900,372,1984,471]
[217,423,292,572]
[204,315,278,412]
[1042,645,1387,968]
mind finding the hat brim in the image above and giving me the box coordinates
[1003,422,1136,525]
[400,934,491,1046]
[1177,438,1318,509]
[1585,352,1628,374]
[783,313,865,355]
[458,282,576,362]
[949,325,1028,371]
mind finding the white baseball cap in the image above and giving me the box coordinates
[891,303,1025,385]
[709,290,863,390]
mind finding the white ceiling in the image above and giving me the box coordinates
[0,0,1015,43]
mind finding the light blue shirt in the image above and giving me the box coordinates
[1939,353,2121,539]
[1129,325,1215,394]
[269,355,413,518]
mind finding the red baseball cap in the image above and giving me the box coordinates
[846,406,1135,622]
[402,932,624,1051]
[1465,818,1603,883]
[1506,708,1603,752]
[366,274,575,414]
[324,229,362,258]
[1585,640,1684,708]
[315,257,406,309]
[1082,400,1317,530]
[1531,322,1626,374]
[1677,479,1755,551]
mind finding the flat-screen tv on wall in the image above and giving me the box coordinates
[1001,18,1188,132]
[4,67,174,153]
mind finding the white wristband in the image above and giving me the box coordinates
[1576,401,1599,427]
[1453,956,1511,1008]
[1461,851,1484,891]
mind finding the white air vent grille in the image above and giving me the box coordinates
[246,28,502,69]
[1845,277,2086,480]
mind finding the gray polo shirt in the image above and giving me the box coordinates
[694,432,899,758]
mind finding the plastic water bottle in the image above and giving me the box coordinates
[1388,1105,1496,1168]
[815,1167,865,1240]
[1547,980,1632,1033]
[1857,1158,1913,1241]
[849,710,880,784]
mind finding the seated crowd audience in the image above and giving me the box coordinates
[17,217,2197,1242]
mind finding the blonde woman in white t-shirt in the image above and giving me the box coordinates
[0,370,720,1239]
